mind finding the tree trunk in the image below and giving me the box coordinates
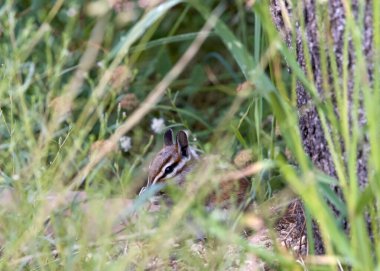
[269,0,373,254]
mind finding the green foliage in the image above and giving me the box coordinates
[0,0,378,270]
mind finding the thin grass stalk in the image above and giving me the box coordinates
[340,2,374,269]
[254,12,263,160]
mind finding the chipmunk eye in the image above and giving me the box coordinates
[164,165,174,174]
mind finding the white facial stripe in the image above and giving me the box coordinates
[155,156,190,182]
[189,147,199,160]
[153,171,164,185]
[152,157,176,184]
[151,150,197,185]
[165,158,188,179]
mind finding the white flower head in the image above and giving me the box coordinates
[97,61,104,68]
[66,7,78,17]
[12,174,20,181]
[150,117,165,134]
[119,136,132,152]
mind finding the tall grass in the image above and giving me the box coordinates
[0,0,378,270]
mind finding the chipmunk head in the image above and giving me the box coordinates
[147,129,198,186]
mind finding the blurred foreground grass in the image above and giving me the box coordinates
[0,1,379,270]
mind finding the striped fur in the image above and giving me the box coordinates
[146,130,250,207]
[148,130,198,186]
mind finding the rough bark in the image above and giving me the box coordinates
[270,0,373,254]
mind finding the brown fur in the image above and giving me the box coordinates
[147,130,251,208]
[148,145,180,183]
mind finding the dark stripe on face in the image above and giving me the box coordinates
[161,162,178,179]
[157,156,182,182]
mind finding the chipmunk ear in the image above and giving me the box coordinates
[176,130,189,157]
[163,129,174,146]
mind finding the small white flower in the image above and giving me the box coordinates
[12,174,20,181]
[119,136,132,152]
[66,7,78,17]
[150,118,165,134]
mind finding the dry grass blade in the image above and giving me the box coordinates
[220,162,269,184]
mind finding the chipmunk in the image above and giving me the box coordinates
[145,129,251,207]
[147,129,199,187]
